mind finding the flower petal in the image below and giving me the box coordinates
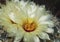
[24,34,34,42]
[39,15,52,22]
[33,36,40,42]
[40,21,54,28]
[35,5,49,20]
[13,25,26,42]
[14,25,24,42]
[12,0,19,2]
[14,32,24,42]
[6,2,27,25]
[24,34,40,42]
[8,12,23,25]
[45,28,54,33]
[17,1,37,19]
[27,2,37,14]
[38,32,50,40]
[0,16,11,25]
[2,24,18,37]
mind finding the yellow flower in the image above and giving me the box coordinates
[0,0,54,42]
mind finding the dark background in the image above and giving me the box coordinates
[0,0,60,18]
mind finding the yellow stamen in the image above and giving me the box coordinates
[22,18,37,32]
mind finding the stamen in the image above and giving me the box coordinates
[22,19,36,32]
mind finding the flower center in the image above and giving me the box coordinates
[22,19,36,32]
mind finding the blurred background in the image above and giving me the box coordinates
[0,0,60,42]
